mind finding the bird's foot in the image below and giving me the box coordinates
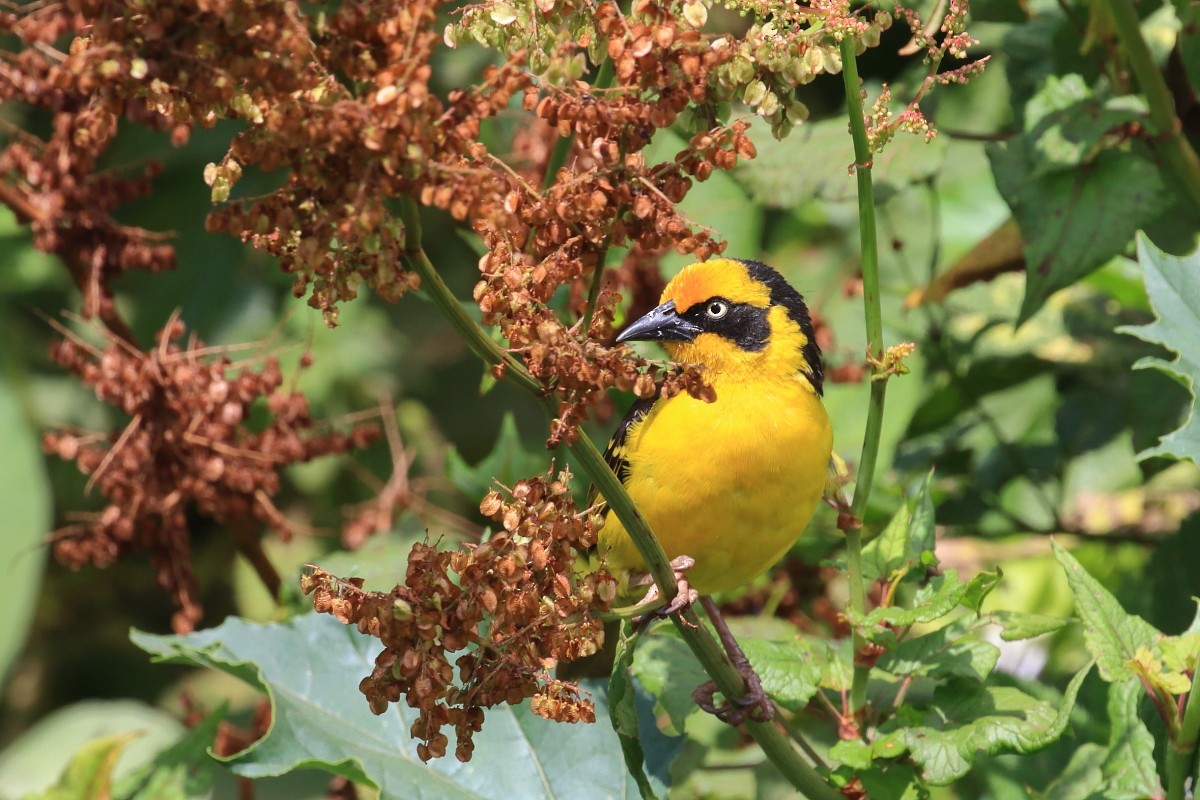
[693,667,773,725]
[693,596,775,724]
[631,556,699,626]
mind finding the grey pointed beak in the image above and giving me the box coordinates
[615,300,703,344]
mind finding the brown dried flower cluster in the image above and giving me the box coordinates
[43,318,378,632]
[302,467,616,762]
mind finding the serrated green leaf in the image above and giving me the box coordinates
[1117,235,1200,463]
[877,664,1090,785]
[857,760,930,800]
[858,570,1001,631]
[987,611,1070,641]
[609,621,658,800]
[989,137,1171,323]
[132,614,640,799]
[739,638,823,712]
[1052,540,1161,682]
[862,473,936,585]
[632,625,834,731]
[446,413,547,501]
[1100,679,1164,799]
[829,739,873,771]
[877,620,999,682]
[1022,75,1147,174]
[30,733,138,800]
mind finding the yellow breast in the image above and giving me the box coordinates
[598,373,833,595]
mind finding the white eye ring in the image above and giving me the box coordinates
[705,300,729,319]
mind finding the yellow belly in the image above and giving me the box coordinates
[598,377,833,595]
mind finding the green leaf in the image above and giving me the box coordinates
[631,625,834,732]
[1043,743,1106,800]
[1052,540,1161,682]
[862,472,935,585]
[1175,0,1200,97]
[858,570,1002,631]
[311,527,430,592]
[132,614,641,798]
[629,627,709,736]
[1021,75,1147,175]
[1118,235,1200,463]
[1099,679,1164,799]
[877,664,1091,785]
[0,700,186,799]
[609,621,658,800]
[1160,630,1200,674]
[987,611,1070,641]
[829,739,873,771]
[739,638,823,712]
[855,761,930,800]
[30,733,138,800]
[113,707,226,800]
[736,118,947,208]
[877,620,999,682]
[446,413,547,501]
[0,377,50,688]
[989,133,1171,322]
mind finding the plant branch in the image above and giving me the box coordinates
[840,37,888,716]
[581,246,607,336]
[230,519,283,600]
[1167,673,1200,800]
[398,197,840,800]
[1107,0,1200,215]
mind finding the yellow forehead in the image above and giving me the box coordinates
[662,259,772,313]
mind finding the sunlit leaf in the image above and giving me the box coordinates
[875,664,1090,785]
[862,472,935,585]
[1053,540,1160,682]
[1098,679,1163,798]
[878,620,999,682]
[132,614,640,798]
[858,570,1001,632]
[988,75,1173,322]
[1118,235,1200,463]
[986,611,1069,641]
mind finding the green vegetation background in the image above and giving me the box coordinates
[1,2,1198,798]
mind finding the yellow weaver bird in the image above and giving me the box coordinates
[599,257,833,600]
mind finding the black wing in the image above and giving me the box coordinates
[603,393,659,485]
[589,391,660,507]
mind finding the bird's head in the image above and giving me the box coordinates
[616,258,824,393]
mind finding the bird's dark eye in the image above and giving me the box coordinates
[705,300,729,319]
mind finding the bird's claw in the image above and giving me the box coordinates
[632,556,698,628]
[692,667,774,725]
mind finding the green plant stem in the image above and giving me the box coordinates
[1166,675,1200,800]
[1106,0,1200,215]
[840,37,887,716]
[399,198,840,800]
